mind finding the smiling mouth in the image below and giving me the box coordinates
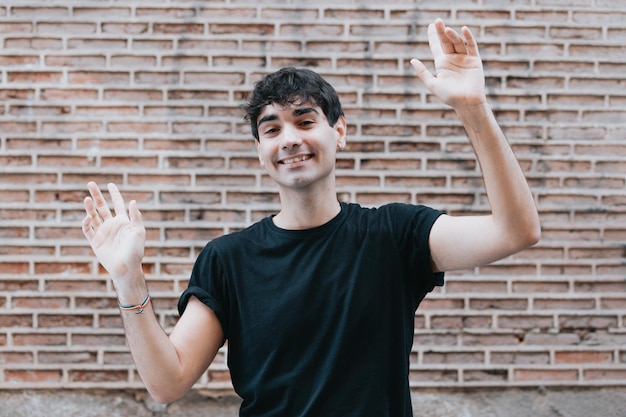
[279,154,312,164]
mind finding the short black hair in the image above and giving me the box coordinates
[243,67,344,140]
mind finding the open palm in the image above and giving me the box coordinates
[411,19,486,108]
[82,182,146,282]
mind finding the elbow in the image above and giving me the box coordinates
[529,221,542,247]
[502,213,541,255]
[147,386,186,406]
[521,227,541,250]
[517,216,541,250]
[149,390,173,406]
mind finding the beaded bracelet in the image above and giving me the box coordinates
[119,293,151,315]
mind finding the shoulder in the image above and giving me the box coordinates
[336,202,442,245]
[343,201,442,224]
[196,218,269,259]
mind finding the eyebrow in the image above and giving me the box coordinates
[257,107,320,129]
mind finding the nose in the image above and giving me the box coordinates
[280,125,302,149]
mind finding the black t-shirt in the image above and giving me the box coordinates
[178,202,444,417]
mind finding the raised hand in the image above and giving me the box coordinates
[82,182,146,284]
[410,19,486,108]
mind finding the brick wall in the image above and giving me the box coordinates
[0,0,625,392]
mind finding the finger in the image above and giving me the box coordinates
[432,19,454,55]
[462,26,480,57]
[129,200,147,239]
[82,214,95,240]
[107,183,128,219]
[88,181,113,221]
[83,196,102,227]
[445,27,468,54]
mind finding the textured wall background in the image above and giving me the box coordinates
[0,0,625,401]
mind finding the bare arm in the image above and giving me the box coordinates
[410,20,541,272]
[82,182,224,403]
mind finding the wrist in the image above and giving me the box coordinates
[119,293,151,315]
[454,98,490,115]
[455,100,495,129]
[111,270,148,306]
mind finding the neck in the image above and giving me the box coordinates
[273,187,341,230]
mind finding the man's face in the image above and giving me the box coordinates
[255,101,346,191]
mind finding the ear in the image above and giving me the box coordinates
[334,115,347,150]
[255,139,265,167]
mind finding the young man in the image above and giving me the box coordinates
[82,19,540,416]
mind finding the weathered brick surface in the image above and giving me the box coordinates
[0,0,625,394]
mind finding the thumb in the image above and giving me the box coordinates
[410,58,435,89]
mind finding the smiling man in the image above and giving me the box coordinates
[81,19,540,417]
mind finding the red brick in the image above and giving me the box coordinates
[409,369,458,383]
[98,315,123,329]
[540,265,592,276]
[514,369,578,382]
[419,298,465,310]
[0,313,33,328]
[0,22,34,34]
[584,369,626,381]
[34,227,85,240]
[463,369,508,383]
[0,226,29,238]
[144,139,200,151]
[12,297,69,309]
[558,315,619,330]
[38,314,94,328]
[40,88,98,100]
[102,351,133,365]
[154,23,204,34]
[469,298,529,310]
[136,7,196,18]
[5,37,63,50]
[69,369,129,383]
[490,351,550,365]
[74,7,130,17]
[498,315,554,330]
[0,280,38,291]
[13,333,68,346]
[0,88,35,99]
[8,71,63,83]
[0,262,30,275]
[41,122,102,134]
[534,298,596,310]
[555,351,613,364]
[71,334,126,347]
[127,174,191,186]
[524,332,581,346]
[600,297,626,309]
[100,155,160,167]
[430,315,492,329]
[0,351,34,363]
[424,351,485,364]
[6,370,62,383]
[38,350,97,364]
[445,280,508,294]
[44,280,107,292]
[0,55,38,66]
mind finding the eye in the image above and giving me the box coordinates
[262,127,280,136]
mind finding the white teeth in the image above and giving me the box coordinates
[282,155,309,164]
